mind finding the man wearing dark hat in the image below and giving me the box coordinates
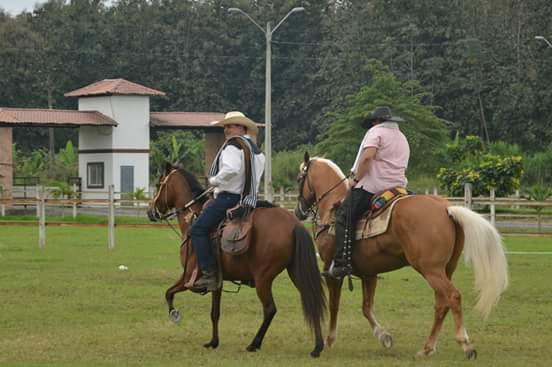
[324,106,410,279]
[190,111,265,292]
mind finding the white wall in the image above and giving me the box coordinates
[112,153,149,193]
[79,95,149,149]
[78,95,151,199]
[79,153,113,199]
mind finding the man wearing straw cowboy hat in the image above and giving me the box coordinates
[324,106,410,280]
[190,111,265,292]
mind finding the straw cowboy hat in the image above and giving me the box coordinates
[211,111,258,134]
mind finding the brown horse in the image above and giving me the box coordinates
[147,163,326,357]
[294,153,508,359]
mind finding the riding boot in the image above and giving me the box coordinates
[192,269,219,293]
[322,210,350,280]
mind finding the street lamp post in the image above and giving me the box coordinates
[535,36,552,48]
[228,7,305,202]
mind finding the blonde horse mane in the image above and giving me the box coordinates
[303,157,347,180]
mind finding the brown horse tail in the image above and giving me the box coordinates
[288,224,327,332]
[447,206,509,319]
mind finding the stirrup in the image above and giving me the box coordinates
[322,261,350,280]
[191,272,219,294]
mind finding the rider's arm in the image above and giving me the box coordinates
[353,146,377,181]
[208,146,244,187]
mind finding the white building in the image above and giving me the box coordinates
[65,79,164,199]
[0,78,261,201]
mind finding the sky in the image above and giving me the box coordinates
[0,1,113,15]
[0,0,47,15]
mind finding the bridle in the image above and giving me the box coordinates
[296,160,347,220]
[148,169,213,225]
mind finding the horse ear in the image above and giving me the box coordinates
[164,162,172,174]
[304,151,310,164]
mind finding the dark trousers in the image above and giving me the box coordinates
[334,188,373,266]
[190,192,241,272]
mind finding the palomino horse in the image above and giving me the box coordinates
[294,153,508,359]
[147,163,326,357]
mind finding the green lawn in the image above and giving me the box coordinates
[1,226,551,366]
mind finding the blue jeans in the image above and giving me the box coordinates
[190,192,241,272]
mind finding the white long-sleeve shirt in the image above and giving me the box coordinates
[208,140,265,197]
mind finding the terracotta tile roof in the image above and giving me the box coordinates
[65,78,166,97]
[150,112,264,129]
[0,108,117,127]
[150,112,225,128]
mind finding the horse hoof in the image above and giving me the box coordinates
[246,344,259,352]
[168,309,181,324]
[415,347,435,358]
[466,348,477,360]
[326,333,336,348]
[203,340,219,349]
[310,350,321,358]
[380,334,393,349]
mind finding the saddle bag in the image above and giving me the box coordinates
[220,206,254,255]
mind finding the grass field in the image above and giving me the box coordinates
[1,225,552,367]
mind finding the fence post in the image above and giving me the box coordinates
[279,187,285,203]
[38,186,46,249]
[464,183,472,210]
[433,187,438,196]
[35,185,40,217]
[514,189,520,209]
[490,187,496,227]
[424,188,429,195]
[0,190,4,217]
[108,184,115,249]
[72,183,77,219]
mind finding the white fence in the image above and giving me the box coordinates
[2,183,552,249]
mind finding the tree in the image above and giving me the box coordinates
[316,59,449,177]
[437,135,523,196]
[149,131,205,181]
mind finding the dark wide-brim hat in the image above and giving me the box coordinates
[365,106,404,123]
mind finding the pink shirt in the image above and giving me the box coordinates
[351,122,410,193]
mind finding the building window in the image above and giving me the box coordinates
[87,162,104,188]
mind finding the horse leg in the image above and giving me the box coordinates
[165,273,188,323]
[418,271,475,359]
[204,289,222,349]
[325,277,343,348]
[246,276,277,352]
[361,276,393,349]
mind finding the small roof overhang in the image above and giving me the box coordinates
[65,78,166,97]
[150,112,264,130]
[0,108,117,127]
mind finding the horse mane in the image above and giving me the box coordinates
[309,157,346,179]
[172,164,208,203]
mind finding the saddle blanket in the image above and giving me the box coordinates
[329,195,410,239]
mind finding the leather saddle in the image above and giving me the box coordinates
[327,187,411,239]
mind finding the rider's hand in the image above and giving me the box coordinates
[208,177,220,187]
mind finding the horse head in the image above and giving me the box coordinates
[294,153,349,221]
[295,152,317,220]
[147,162,208,222]
[148,162,179,222]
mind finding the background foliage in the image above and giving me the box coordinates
[437,135,523,196]
[1,0,551,190]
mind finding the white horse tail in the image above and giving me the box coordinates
[447,206,509,319]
